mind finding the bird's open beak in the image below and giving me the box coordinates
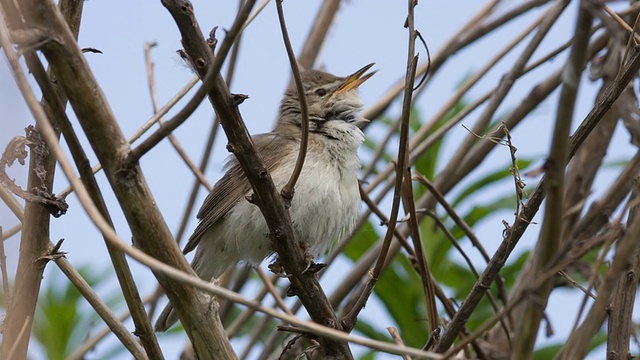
[335,63,376,94]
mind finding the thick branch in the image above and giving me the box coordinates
[16,1,236,358]
[512,2,593,356]
[24,52,163,359]
[434,24,640,353]
[0,1,82,358]
[161,0,352,357]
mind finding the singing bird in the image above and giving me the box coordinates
[155,63,376,331]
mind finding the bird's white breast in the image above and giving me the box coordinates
[194,124,363,279]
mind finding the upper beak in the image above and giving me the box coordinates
[335,63,377,94]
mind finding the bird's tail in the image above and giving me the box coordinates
[154,302,179,332]
[153,248,229,332]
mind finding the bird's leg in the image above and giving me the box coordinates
[302,261,327,275]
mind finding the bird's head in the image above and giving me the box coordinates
[277,63,376,137]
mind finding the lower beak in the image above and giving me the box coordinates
[335,63,377,93]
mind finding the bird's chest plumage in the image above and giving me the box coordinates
[280,136,361,256]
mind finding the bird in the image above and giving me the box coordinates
[154,63,376,332]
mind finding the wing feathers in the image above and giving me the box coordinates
[182,133,295,254]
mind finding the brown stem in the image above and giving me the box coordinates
[161,0,352,357]
[24,51,164,360]
[511,3,593,356]
[434,23,640,353]
[15,0,240,357]
[606,181,640,359]
[297,0,340,69]
[341,0,419,333]
[0,1,82,358]
[277,0,310,203]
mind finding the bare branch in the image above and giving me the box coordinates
[277,0,310,203]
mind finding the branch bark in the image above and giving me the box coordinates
[0,1,83,358]
[13,0,236,358]
[160,0,352,357]
[435,19,640,352]
[511,2,593,356]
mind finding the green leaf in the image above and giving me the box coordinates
[534,343,563,360]
[357,351,376,360]
[451,159,533,208]
[409,108,422,134]
[353,318,390,343]
[413,99,469,195]
[373,256,430,348]
[344,221,380,261]
[33,266,119,360]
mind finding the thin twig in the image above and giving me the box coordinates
[557,270,596,300]
[57,76,199,199]
[127,0,254,166]
[0,226,11,310]
[1,223,20,242]
[239,0,270,34]
[412,173,491,265]
[388,327,412,360]
[358,184,414,254]
[341,0,421,332]
[398,0,439,334]
[0,181,24,222]
[601,3,640,42]
[277,0,310,203]
[144,41,211,189]
[255,267,293,315]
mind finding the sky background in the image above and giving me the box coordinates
[1,1,638,359]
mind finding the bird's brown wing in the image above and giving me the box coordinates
[182,132,293,255]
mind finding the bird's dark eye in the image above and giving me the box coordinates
[315,88,327,96]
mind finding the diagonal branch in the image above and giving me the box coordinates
[160,0,352,357]
[0,1,82,358]
[511,2,593,355]
[434,21,640,353]
[341,0,420,333]
[13,0,240,357]
[24,49,163,359]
